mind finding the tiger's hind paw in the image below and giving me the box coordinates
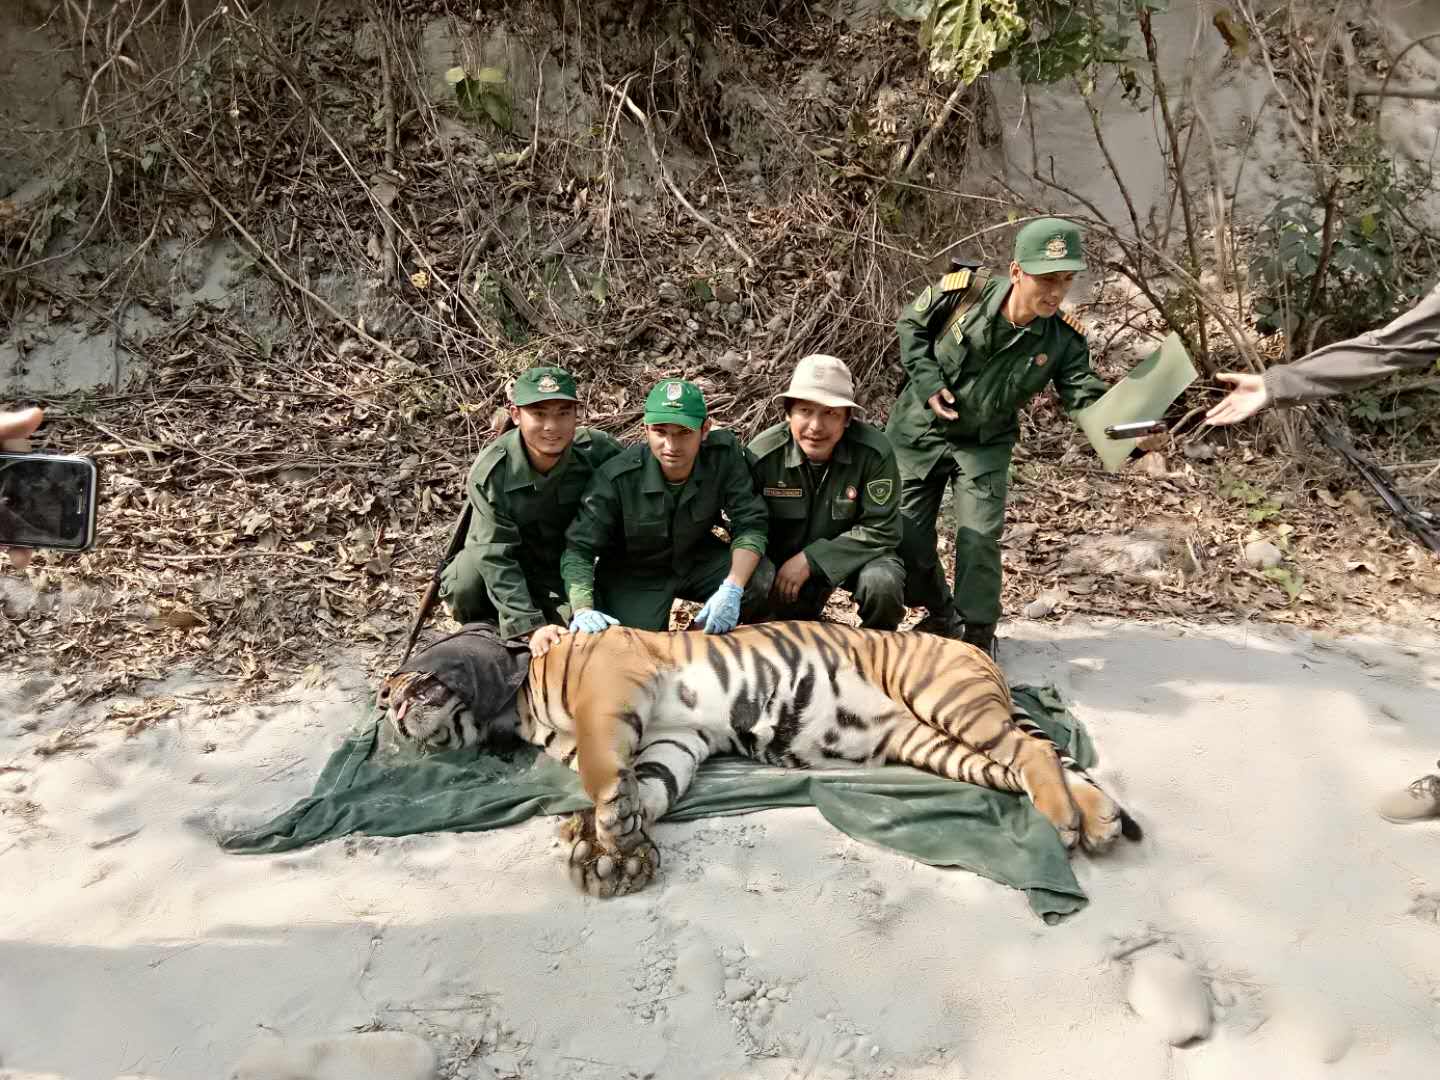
[561,810,660,898]
[1064,771,1140,853]
[1031,785,1082,851]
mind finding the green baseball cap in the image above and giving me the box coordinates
[1014,217,1086,274]
[643,379,707,430]
[512,366,579,406]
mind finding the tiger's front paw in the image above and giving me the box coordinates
[561,810,660,897]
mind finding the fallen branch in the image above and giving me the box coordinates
[902,81,970,179]
[1353,84,1440,101]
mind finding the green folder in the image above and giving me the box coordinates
[1075,332,1198,471]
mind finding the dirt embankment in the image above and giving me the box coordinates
[0,0,1437,690]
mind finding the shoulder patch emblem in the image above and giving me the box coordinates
[939,270,972,293]
[1059,309,1087,336]
[912,285,933,314]
[866,478,893,505]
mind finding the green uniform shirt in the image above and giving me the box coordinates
[745,420,901,585]
[456,426,622,637]
[885,273,1109,479]
[561,429,769,611]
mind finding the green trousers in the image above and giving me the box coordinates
[751,553,906,631]
[897,445,1011,626]
[596,537,774,631]
[439,549,571,637]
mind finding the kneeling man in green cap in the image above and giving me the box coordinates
[746,354,905,629]
[886,217,1110,657]
[560,379,771,634]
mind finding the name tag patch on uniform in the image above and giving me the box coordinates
[866,478,893,505]
[764,486,804,498]
[913,286,933,314]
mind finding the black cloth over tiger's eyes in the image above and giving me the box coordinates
[390,622,532,720]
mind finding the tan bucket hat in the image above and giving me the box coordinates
[774,353,864,414]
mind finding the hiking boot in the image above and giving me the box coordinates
[961,621,997,660]
[912,611,964,639]
[1377,761,1440,824]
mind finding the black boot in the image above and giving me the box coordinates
[913,610,964,639]
[961,621,997,659]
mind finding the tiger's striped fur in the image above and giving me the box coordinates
[379,622,1139,897]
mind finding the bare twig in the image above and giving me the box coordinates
[602,79,756,268]
[163,136,411,364]
[1138,8,1210,372]
[902,80,970,179]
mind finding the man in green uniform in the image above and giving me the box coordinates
[561,379,771,634]
[440,366,622,643]
[746,354,905,629]
[886,218,1109,657]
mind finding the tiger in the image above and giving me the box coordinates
[378,622,1141,897]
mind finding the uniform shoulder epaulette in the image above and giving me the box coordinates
[705,428,739,451]
[747,422,789,458]
[1058,308,1088,337]
[581,427,623,461]
[601,442,646,477]
[939,269,975,293]
[847,420,893,456]
[472,435,512,486]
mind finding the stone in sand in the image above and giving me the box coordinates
[228,1031,436,1080]
[1271,990,1354,1064]
[1125,951,1213,1046]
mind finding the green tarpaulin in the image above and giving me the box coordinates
[221,685,1100,921]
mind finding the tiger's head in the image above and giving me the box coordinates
[377,669,519,752]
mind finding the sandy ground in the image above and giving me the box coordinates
[3,617,1439,1080]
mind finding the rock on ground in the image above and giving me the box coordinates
[1125,950,1213,1047]
[1244,540,1284,569]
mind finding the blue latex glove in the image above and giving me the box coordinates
[694,581,744,635]
[569,608,619,634]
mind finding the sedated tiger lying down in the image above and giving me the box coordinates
[379,622,1141,897]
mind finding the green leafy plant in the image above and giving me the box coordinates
[1249,132,1425,341]
[446,66,512,132]
[1262,566,1303,602]
[920,0,1029,84]
[988,1,1139,91]
[1220,472,1283,523]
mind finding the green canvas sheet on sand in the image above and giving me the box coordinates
[221,685,1099,921]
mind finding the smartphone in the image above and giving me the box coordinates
[0,452,99,552]
[1103,420,1168,440]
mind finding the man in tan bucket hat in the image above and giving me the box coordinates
[744,354,906,629]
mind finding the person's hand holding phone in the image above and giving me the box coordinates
[1,406,44,568]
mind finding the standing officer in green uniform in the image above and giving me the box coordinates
[886,218,1109,657]
[746,354,905,629]
[440,366,622,647]
[561,379,771,634]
